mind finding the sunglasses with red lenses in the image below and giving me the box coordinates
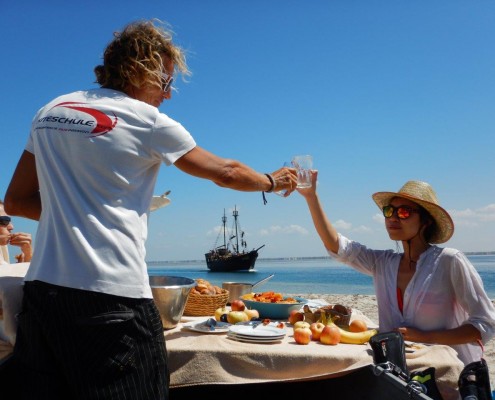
[382,205,420,220]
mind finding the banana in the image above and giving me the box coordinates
[336,326,378,345]
[320,312,378,345]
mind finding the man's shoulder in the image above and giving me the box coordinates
[44,88,126,105]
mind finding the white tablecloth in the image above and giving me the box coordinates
[0,267,464,399]
[165,316,463,400]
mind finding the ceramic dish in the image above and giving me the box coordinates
[182,320,231,334]
[229,323,286,338]
[226,333,284,344]
[240,295,308,319]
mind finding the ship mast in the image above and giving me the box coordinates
[233,206,240,253]
[222,209,227,249]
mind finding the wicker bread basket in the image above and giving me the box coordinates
[184,289,229,316]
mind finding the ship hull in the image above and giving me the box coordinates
[205,250,259,272]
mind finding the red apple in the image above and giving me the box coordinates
[320,325,341,345]
[244,308,260,321]
[288,310,304,325]
[293,327,312,345]
[231,299,246,311]
[227,311,249,324]
[309,322,325,341]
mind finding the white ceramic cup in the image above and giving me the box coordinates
[292,155,313,188]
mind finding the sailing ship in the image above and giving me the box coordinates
[205,206,265,272]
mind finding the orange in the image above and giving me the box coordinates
[349,319,368,333]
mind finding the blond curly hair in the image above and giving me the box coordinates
[94,19,190,92]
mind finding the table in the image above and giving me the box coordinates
[0,267,464,400]
[165,316,464,400]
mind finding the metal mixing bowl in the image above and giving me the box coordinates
[149,276,196,329]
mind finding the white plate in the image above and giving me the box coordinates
[182,320,231,334]
[226,333,284,344]
[229,323,287,338]
[228,332,285,341]
[229,328,286,340]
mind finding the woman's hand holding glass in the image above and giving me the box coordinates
[296,170,318,199]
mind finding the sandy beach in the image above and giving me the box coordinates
[289,293,495,390]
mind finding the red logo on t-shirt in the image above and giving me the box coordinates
[51,102,118,136]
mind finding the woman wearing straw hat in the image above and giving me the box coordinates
[298,172,495,366]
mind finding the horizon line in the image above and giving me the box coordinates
[147,251,495,265]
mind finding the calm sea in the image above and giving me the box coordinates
[148,254,495,298]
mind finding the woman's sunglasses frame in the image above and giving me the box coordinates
[382,205,420,220]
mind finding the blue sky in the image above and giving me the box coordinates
[1,1,494,261]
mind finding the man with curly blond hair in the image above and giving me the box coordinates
[4,20,297,399]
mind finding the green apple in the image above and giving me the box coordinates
[293,321,311,331]
[244,308,259,321]
[214,306,229,322]
[227,311,249,324]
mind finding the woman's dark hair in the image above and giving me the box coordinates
[418,206,437,244]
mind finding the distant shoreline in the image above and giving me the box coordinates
[147,252,495,265]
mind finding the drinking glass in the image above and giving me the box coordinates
[292,155,313,189]
[274,161,291,196]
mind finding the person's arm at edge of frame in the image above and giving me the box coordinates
[397,324,482,346]
[174,145,298,194]
[296,169,339,254]
[4,150,41,221]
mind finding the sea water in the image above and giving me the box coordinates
[148,254,495,298]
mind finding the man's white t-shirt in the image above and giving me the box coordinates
[24,88,196,298]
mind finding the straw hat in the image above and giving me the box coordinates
[372,180,454,244]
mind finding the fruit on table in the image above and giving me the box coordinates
[244,308,260,321]
[231,299,246,311]
[320,325,340,345]
[322,314,378,344]
[336,326,378,345]
[309,322,325,341]
[293,327,312,345]
[214,306,229,322]
[293,321,311,331]
[227,311,249,324]
[349,319,368,333]
[303,304,377,344]
[288,310,304,325]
